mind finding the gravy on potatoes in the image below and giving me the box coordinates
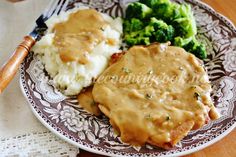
[53,9,108,64]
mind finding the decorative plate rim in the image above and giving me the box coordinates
[19,78,236,156]
[19,0,236,156]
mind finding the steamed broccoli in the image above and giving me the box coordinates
[192,44,207,59]
[139,0,197,37]
[139,0,180,22]
[126,2,153,19]
[173,36,193,47]
[123,0,208,59]
[124,29,151,45]
[173,4,197,38]
[123,18,144,33]
[184,38,207,59]
[143,25,155,37]
[124,21,155,46]
[139,0,170,8]
[174,36,207,59]
[124,17,174,46]
[152,1,176,22]
[125,35,150,46]
[150,18,175,42]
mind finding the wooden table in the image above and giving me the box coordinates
[80,0,236,156]
[80,131,236,157]
[8,0,236,156]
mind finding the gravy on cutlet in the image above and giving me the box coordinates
[92,43,219,148]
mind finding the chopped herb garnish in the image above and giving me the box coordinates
[166,116,171,121]
[122,67,132,73]
[194,92,200,100]
[145,93,153,99]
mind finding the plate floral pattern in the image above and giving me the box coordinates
[20,0,236,156]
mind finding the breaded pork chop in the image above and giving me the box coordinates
[92,43,219,149]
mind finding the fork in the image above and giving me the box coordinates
[0,0,69,94]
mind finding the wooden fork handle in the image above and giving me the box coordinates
[0,36,35,94]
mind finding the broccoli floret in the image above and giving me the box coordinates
[154,25,174,42]
[149,17,167,29]
[126,2,153,19]
[124,17,174,46]
[123,18,144,33]
[174,36,207,59]
[184,38,207,59]
[152,2,176,22]
[174,17,197,38]
[183,37,198,51]
[124,24,154,46]
[193,44,207,59]
[179,3,194,18]
[125,34,150,46]
[143,25,155,37]
[139,0,170,8]
[173,4,197,38]
[144,1,196,38]
[138,37,151,45]
[150,18,175,42]
[123,0,205,59]
[166,25,175,40]
[173,36,193,47]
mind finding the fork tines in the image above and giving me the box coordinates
[43,0,70,20]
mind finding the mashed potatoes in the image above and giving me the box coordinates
[33,6,122,95]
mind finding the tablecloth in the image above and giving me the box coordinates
[0,0,79,156]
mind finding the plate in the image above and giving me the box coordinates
[20,0,236,156]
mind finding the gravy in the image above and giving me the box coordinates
[77,86,101,116]
[53,9,107,64]
[92,43,219,148]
